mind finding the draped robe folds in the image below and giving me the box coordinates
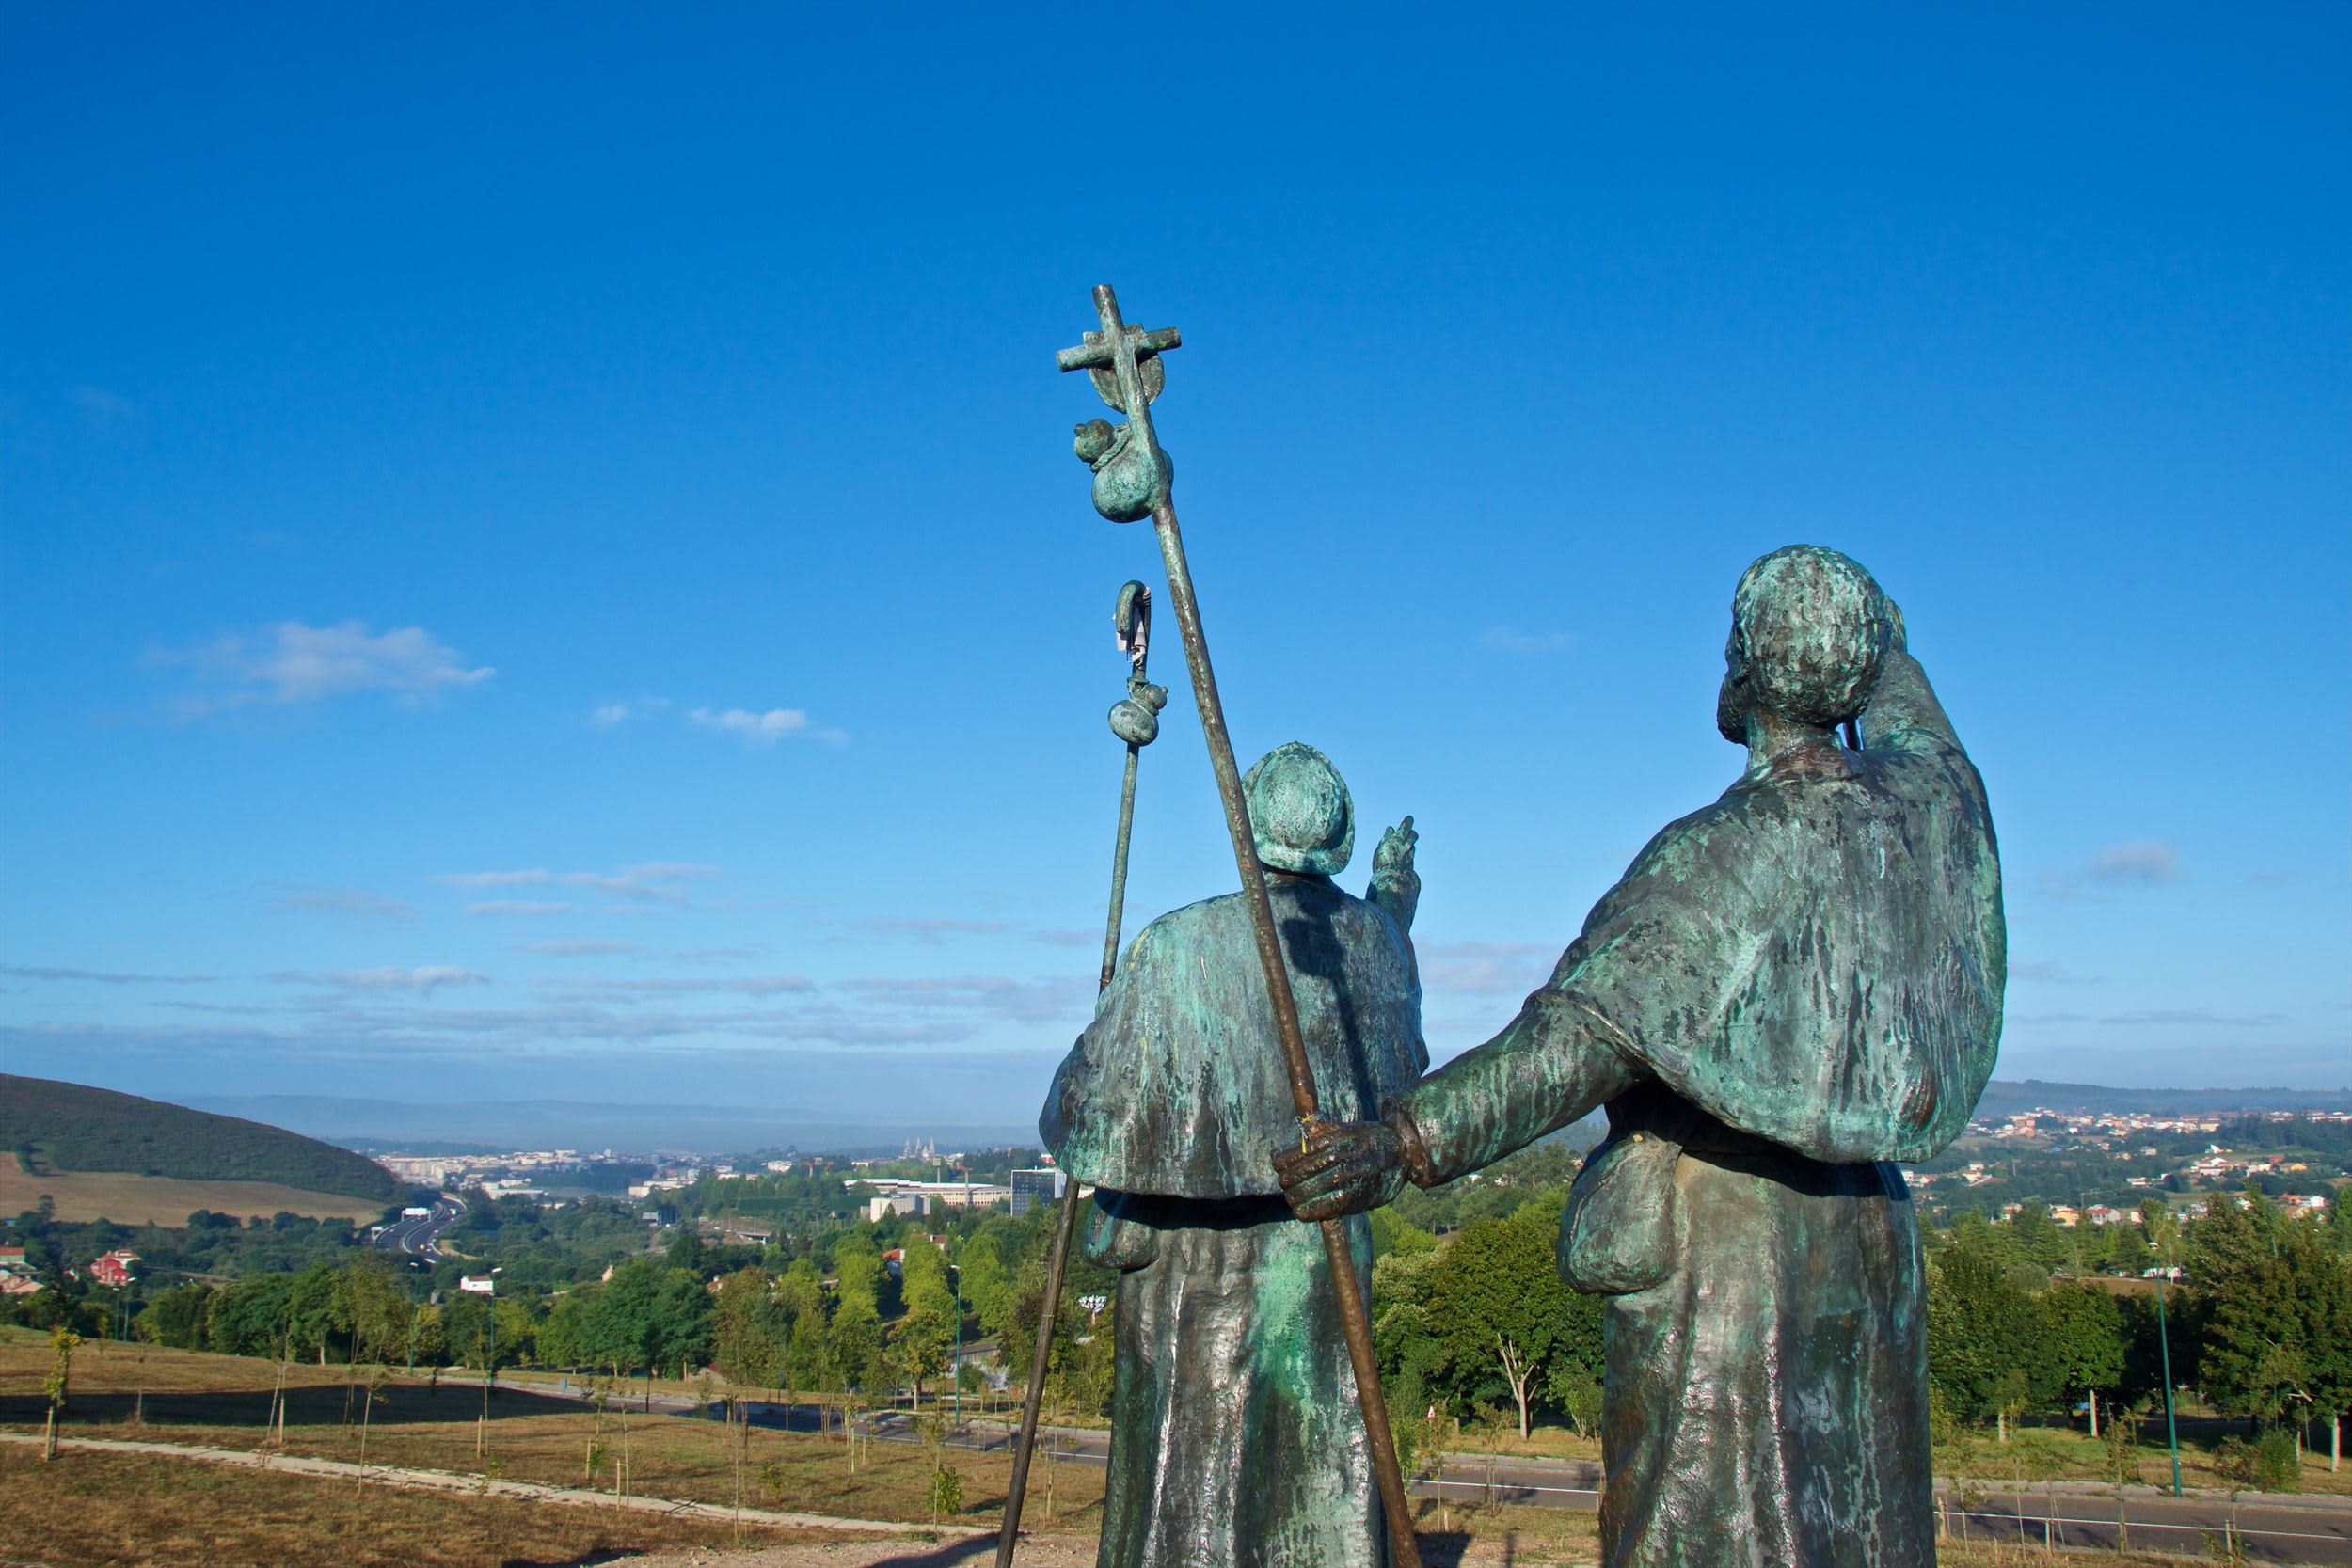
[1041,874,1427,1568]
[1396,648,2005,1568]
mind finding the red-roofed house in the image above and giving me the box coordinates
[87,1250,139,1288]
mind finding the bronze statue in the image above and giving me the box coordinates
[1041,742,1426,1568]
[1279,546,2006,1568]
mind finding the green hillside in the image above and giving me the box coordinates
[0,1074,399,1205]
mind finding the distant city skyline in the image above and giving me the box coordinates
[4,8,2346,1121]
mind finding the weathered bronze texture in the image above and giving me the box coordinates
[1043,286,1423,1567]
[1100,583,1167,989]
[995,582,1166,1568]
[1279,546,2006,1568]
[1043,745,1426,1567]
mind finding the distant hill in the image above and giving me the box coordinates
[186,1091,1041,1157]
[0,1074,400,1204]
[1974,1079,2352,1117]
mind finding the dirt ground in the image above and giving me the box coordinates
[615,1534,1099,1568]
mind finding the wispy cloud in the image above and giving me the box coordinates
[521,940,639,957]
[441,864,713,905]
[467,900,574,917]
[1480,626,1570,655]
[1,964,215,985]
[836,974,1091,1027]
[832,916,1013,944]
[691,705,846,745]
[591,697,672,728]
[2100,1008,2287,1029]
[2010,961,2097,986]
[310,966,489,994]
[623,862,717,881]
[564,872,679,902]
[538,974,816,998]
[1030,929,1099,948]
[161,621,492,715]
[267,884,417,921]
[2039,839,2183,900]
[1417,941,1558,995]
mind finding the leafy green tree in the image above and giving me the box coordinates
[712,1268,787,1387]
[777,1259,833,1394]
[537,1292,589,1370]
[1546,1356,1603,1440]
[285,1261,347,1363]
[647,1267,713,1378]
[137,1283,213,1351]
[1420,1206,1598,1429]
[2197,1192,2309,1428]
[410,1302,446,1367]
[493,1298,539,1368]
[342,1257,412,1365]
[2040,1283,2126,1425]
[829,1300,884,1393]
[2326,1196,2352,1256]
[1926,1243,2045,1422]
[439,1291,495,1370]
[900,1238,956,1321]
[1369,1207,1439,1263]
[205,1272,296,1357]
[2292,1242,2352,1470]
[580,1259,664,1374]
[890,1306,954,1404]
[955,1235,1011,1337]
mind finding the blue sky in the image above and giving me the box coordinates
[4,4,2345,1136]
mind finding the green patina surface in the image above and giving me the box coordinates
[1043,748,1422,1568]
[1389,546,2006,1568]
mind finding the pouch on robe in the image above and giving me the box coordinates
[1559,1130,1683,1295]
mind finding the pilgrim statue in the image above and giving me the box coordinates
[1279,546,2006,1568]
[1041,741,1425,1568]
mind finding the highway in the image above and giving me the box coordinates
[372,1194,464,1260]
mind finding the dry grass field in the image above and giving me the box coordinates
[0,1333,2279,1566]
[0,1329,1107,1532]
[0,1444,855,1568]
[0,1332,1610,1564]
[0,1150,389,1225]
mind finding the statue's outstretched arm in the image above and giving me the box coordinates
[1276,984,1640,1219]
[1368,816,1419,933]
[1391,988,1641,1187]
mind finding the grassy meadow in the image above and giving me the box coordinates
[0,1151,389,1226]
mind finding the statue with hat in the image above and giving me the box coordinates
[1279,546,2006,1568]
[1041,740,1426,1568]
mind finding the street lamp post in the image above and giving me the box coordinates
[2151,1242,2184,1497]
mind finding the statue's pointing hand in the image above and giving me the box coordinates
[1370,815,1420,933]
[1274,1117,1406,1221]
